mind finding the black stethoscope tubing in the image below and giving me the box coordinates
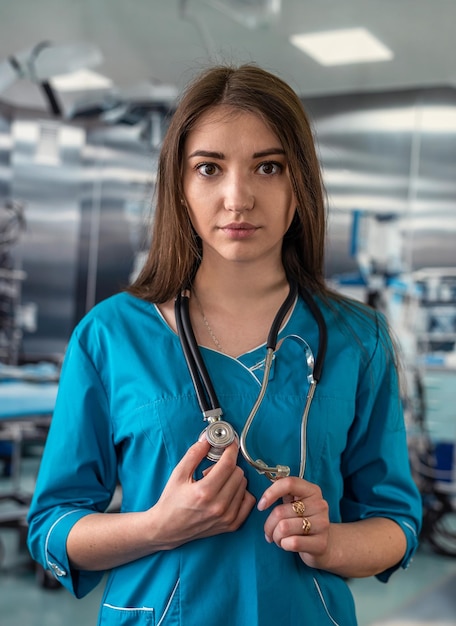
[299,285,327,384]
[175,289,219,415]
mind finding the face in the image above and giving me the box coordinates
[182,106,297,267]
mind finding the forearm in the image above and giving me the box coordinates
[66,510,167,571]
[302,517,407,578]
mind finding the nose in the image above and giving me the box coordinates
[223,172,254,212]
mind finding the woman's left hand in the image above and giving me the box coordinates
[257,476,331,568]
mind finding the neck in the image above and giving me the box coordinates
[193,260,289,304]
[189,261,292,357]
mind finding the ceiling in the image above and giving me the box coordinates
[1,0,456,113]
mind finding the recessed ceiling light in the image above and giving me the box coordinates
[290,27,393,66]
[51,68,113,92]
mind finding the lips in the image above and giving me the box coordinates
[221,222,257,231]
[222,222,256,230]
[220,222,258,239]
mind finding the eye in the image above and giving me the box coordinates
[257,161,283,175]
[196,162,220,177]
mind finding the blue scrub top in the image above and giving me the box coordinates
[27,292,422,626]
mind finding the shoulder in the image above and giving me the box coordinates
[317,292,383,336]
[81,291,155,322]
[63,292,174,377]
[314,292,395,366]
[72,292,161,345]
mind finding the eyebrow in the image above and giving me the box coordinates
[187,148,286,159]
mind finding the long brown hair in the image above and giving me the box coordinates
[127,63,403,397]
[128,63,328,303]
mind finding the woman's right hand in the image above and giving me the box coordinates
[67,440,255,571]
[150,439,256,549]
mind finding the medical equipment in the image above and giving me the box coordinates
[0,363,59,585]
[175,282,327,481]
[406,269,456,557]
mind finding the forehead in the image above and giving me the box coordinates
[185,105,282,148]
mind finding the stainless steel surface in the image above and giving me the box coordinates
[10,119,83,358]
[5,114,155,359]
[306,87,456,277]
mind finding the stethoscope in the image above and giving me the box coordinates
[175,282,327,481]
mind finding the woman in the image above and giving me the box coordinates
[27,64,422,625]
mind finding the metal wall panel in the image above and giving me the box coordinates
[0,116,11,201]
[74,126,155,325]
[10,119,83,358]
[304,87,456,277]
[8,119,156,359]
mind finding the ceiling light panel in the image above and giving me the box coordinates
[290,27,394,66]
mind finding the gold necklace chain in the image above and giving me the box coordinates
[193,290,223,352]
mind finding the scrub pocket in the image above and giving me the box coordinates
[100,604,155,624]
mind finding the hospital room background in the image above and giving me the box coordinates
[1,2,455,625]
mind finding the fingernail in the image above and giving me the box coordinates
[257,497,266,511]
[264,533,272,543]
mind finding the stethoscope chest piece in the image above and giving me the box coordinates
[199,420,240,462]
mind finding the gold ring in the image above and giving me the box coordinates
[292,500,306,517]
[302,517,311,535]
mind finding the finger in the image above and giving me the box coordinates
[265,495,329,549]
[257,476,314,511]
[199,441,240,489]
[199,433,240,478]
[264,505,314,545]
[171,440,211,482]
[204,461,249,511]
[233,490,256,528]
[263,491,323,534]
[191,489,256,541]
[189,470,253,538]
[217,479,256,531]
